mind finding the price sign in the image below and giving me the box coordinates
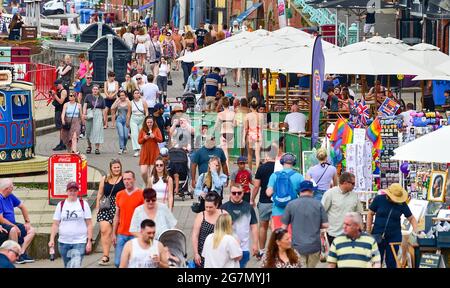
[419,253,446,268]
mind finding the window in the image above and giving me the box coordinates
[11,93,30,120]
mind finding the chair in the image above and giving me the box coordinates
[389,241,415,268]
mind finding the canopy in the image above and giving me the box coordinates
[401,43,450,81]
[324,41,430,75]
[391,126,450,163]
[365,36,410,55]
[235,2,263,23]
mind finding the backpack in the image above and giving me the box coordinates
[60,198,85,212]
[272,170,297,208]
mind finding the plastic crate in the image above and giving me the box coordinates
[437,231,450,248]
[417,237,437,247]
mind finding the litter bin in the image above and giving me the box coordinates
[348,23,358,44]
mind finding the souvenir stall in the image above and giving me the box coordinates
[391,125,450,267]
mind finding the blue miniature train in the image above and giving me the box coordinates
[0,69,34,162]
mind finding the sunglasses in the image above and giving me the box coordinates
[9,249,20,257]
[87,77,92,79]
[137,78,142,80]
[155,163,164,167]
[145,198,157,203]
[274,228,287,235]
[231,191,243,196]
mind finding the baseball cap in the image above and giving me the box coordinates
[299,180,317,193]
[204,135,216,149]
[66,181,79,190]
[237,156,247,163]
[154,103,164,110]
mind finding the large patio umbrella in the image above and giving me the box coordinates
[401,44,450,81]
[391,126,450,163]
[324,41,430,75]
[366,36,410,55]
[176,29,270,63]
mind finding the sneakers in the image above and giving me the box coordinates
[256,250,265,261]
[133,150,140,157]
[118,149,124,155]
[79,133,85,139]
[52,144,66,151]
[16,253,35,264]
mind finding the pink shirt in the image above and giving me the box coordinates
[78,61,88,79]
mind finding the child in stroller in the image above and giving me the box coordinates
[158,229,188,268]
[168,148,193,201]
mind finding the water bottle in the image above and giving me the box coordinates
[49,247,55,261]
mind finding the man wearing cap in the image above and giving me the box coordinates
[51,79,69,151]
[366,183,419,268]
[49,181,93,268]
[141,74,160,115]
[230,20,241,36]
[0,178,35,264]
[204,67,223,111]
[266,153,304,232]
[184,66,201,93]
[153,102,170,147]
[230,156,253,203]
[321,172,363,245]
[281,180,329,268]
[191,135,229,189]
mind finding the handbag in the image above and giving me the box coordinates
[151,40,161,60]
[372,207,393,244]
[167,73,173,86]
[62,105,76,130]
[86,96,99,120]
[99,177,119,210]
[191,197,205,214]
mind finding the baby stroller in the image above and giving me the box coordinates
[158,229,188,268]
[177,91,197,111]
[168,148,193,201]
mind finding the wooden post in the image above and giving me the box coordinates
[266,69,270,111]
[361,75,366,98]
[387,76,391,95]
[245,68,249,100]
[285,73,289,111]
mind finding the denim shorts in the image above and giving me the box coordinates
[58,242,86,268]
[257,202,273,222]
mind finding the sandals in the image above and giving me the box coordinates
[86,147,92,154]
[95,149,100,155]
[98,255,110,266]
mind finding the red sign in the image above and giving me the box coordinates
[48,154,87,203]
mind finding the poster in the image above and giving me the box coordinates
[353,128,366,145]
[378,98,400,116]
[53,162,77,196]
[401,199,428,233]
[346,141,373,192]
[277,0,287,28]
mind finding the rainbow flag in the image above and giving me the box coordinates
[367,117,383,150]
[330,118,353,144]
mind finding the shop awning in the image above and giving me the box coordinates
[235,2,263,23]
[138,1,154,11]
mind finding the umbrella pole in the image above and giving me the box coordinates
[259,69,265,111]
[362,75,366,99]
[387,76,391,96]
[245,68,249,100]
[286,73,289,111]
[421,80,424,110]
[266,69,270,111]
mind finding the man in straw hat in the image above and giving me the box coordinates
[366,183,419,268]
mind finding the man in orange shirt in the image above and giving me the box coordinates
[112,171,144,267]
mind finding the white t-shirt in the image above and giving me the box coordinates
[129,204,177,239]
[284,112,307,133]
[141,82,160,108]
[122,32,135,50]
[53,199,92,244]
[202,234,242,268]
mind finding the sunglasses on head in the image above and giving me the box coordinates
[274,228,287,235]
[231,191,243,196]
[145,198,157,203]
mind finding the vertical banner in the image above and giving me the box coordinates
[311,36,325,147]
[277,0,287,28]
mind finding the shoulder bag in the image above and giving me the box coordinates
[86,96,99,120]
[99,177,119,210]
[372,207,393,244]
[151,40,161,61]
[62,105,76,130]
[315,163,330,187]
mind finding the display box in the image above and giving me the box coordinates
[437,231,450,248]
[418,237,437,247]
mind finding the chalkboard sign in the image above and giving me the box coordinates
[419,253,446,268]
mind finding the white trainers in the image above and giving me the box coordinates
[118,149,123,155]
[133,150,140,157]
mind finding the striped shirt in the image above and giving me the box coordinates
[327,233,381,268]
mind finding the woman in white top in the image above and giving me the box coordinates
[111,90,131,154]
[119,219,169,268]
[129,188,177,239]
[135,28,149,66]
[202,214,242,268]
[122,26,135,51]
[130,89,148,157]
[103,71,119,129]
[48,181,93,268]
[147,156,174,210]
[155,56,170,104]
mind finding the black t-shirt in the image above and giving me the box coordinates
[80,83,93,103]
[255,161,275,203]
[54,88,69,112]
[366,12,375,24]
[154,114,170,141]
[195,28,208,46]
